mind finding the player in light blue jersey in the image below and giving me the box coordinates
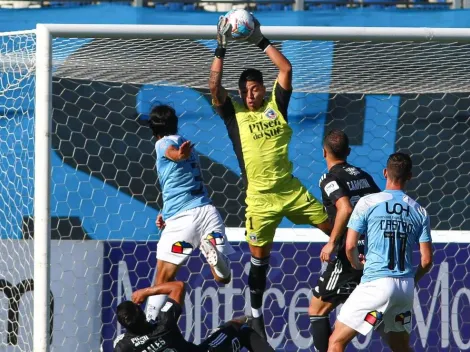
[328,153,433,352]
[145,105,235,322]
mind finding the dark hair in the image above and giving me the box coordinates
[323,129,350,160]
[148,104,178,138]
[116,301,147,334]
[386,152,412,183]
[238,68,264,90]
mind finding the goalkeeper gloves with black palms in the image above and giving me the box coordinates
[247,17,271,52]
[215,16,231,59]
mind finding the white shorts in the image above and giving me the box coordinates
[156,204,235,265]
[337,277,414,336]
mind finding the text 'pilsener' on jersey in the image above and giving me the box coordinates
[319,162,380,261]
[214,80,293,194]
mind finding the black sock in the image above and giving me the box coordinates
[241,326,275,352]
[310,315,332,352]
[248,256,270,312]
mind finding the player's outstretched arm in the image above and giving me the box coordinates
[415,241,433,284]
[132,281,185,306]
[247,17,292,91]
[209,16,230,106]
[165,140,193,162]
[345,228,364,270]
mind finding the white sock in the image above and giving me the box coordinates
[251,308,263,318]
[213,250,231,279]
[145,294,168,321]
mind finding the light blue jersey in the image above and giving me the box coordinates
[155,135,211,220]
[348,190,431,283]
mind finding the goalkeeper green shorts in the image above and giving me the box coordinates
[245,177,328,247]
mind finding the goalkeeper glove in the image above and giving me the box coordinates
[215,16,231,59]
[247,17,271,52]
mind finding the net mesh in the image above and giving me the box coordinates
[0,32,469,351]
[0,33,35,352]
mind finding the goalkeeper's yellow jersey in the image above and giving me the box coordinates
[215,80,293,194]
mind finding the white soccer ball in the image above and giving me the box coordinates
[224,9,255,41]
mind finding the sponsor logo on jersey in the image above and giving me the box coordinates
[324,181,340,196]
[264,107,278,120]
[207,232,225,246]
[171,241,193,255]
[131,335,149,347]
[395,311,412,325]
[385,202,410,216]
[248,118,283,140]
[364,310,383,326]
[347,179,371,191]
[345,167,360,176]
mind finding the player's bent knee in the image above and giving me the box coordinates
[155,260,179,285]
[327,340,343,352]
[309,296,334,316]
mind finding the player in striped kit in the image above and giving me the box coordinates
[308,130,380,352]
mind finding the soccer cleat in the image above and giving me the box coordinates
[200,238,231,279]
[251,315,268,340]
[200,238,220,266]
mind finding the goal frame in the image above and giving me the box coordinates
[33,23,470,351]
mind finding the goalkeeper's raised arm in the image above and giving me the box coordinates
[247,17,292,91]
[208,16,230,107]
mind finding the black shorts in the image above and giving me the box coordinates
[312,259,363,306]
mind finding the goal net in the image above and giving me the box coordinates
[0,25,469,352]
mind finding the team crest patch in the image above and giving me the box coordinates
[207,232,225,246]
[171,241,193,255]
[364,310,383,326]
[264,107,278,120]
[395,311,412,325]
[248,233,258,243]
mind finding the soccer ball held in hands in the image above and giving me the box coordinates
[224,9,255,40]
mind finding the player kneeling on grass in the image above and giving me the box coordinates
[146,105,235,322]
[327,153,433,352]
[114,281,275,352]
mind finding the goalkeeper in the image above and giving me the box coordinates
[208,15,331,339]
[113,281,275,352]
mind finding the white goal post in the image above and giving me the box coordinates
[28,24,470,352]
